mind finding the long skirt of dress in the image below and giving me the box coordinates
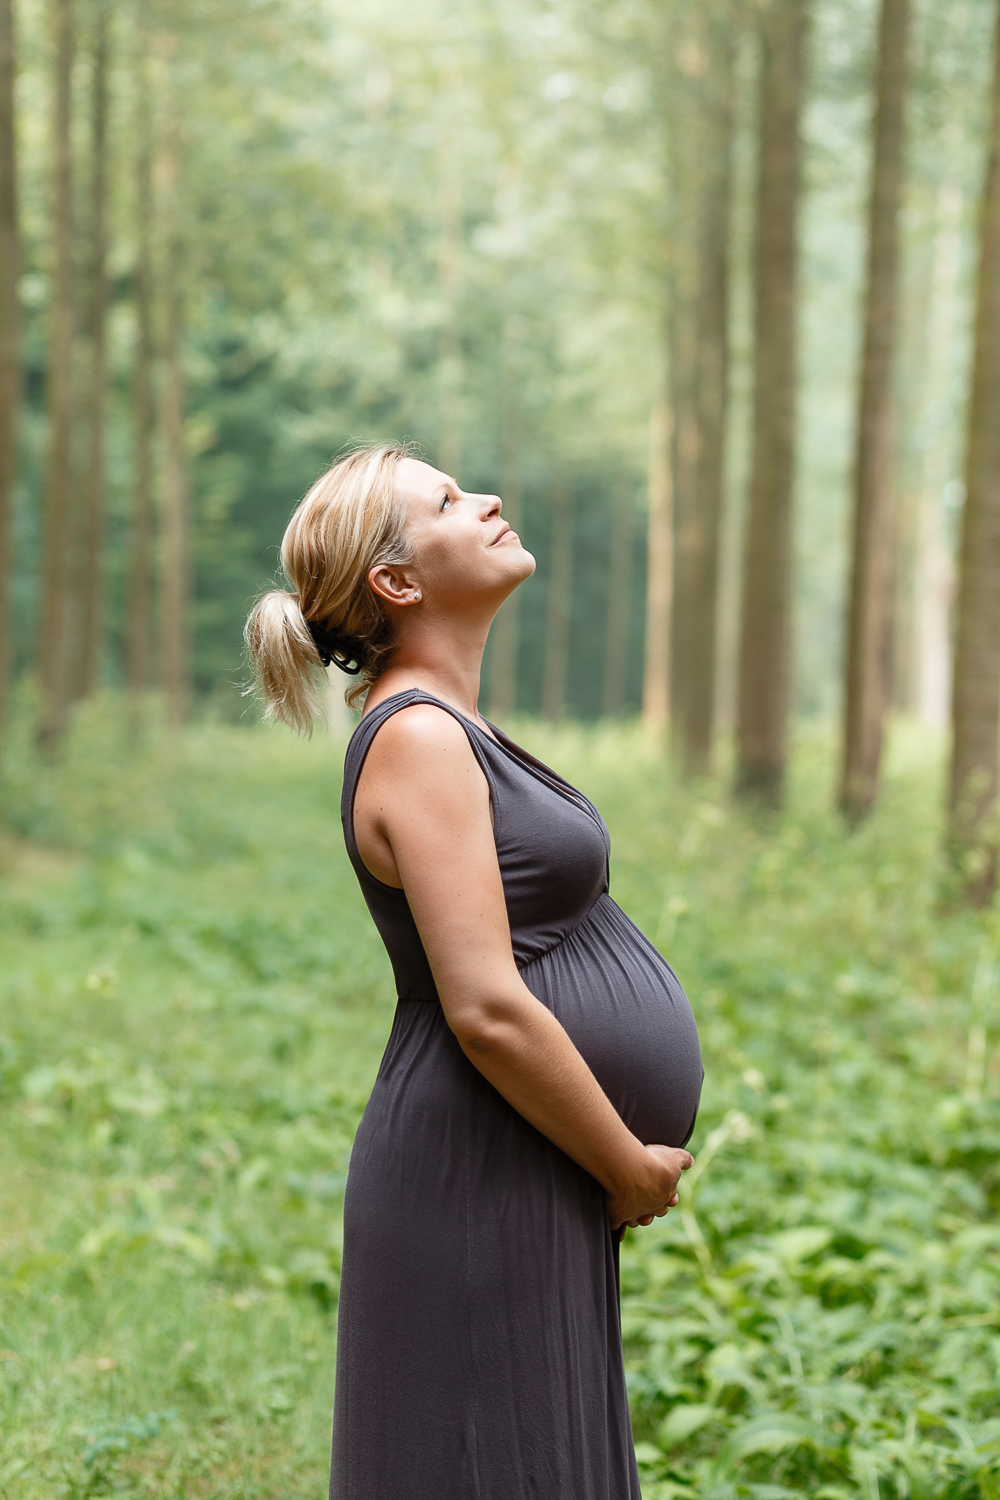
[329,997,641,1500]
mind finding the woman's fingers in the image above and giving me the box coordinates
[619,1210,667,1231]
[606,1142,694,1230]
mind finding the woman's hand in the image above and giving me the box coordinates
[606,1144,693,1232]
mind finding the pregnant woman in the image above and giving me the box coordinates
[245,442,703,1500]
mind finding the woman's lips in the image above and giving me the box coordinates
[491,525,517,545]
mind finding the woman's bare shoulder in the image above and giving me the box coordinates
[361,702,484,783]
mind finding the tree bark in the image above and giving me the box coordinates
[642,396,672,730]
[667,12,702,758]
[126,13,153,709]
[735,0,807,803]
[684,3,735,774]
[159,50,187,727]
[890,211,935,717]
[437,80,462,479]
[893,181,962,722]
[541,480,572,722]
[0,0,19,747]
[602,481,633,717]
[75,0,110,699]
[949,1,1000,904]
[840,0,911,821]
[37,0,75,750]
[917,181,963,729]
[488,318,523,719]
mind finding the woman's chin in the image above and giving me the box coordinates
[488,549,535,608]
[514,547,536,579]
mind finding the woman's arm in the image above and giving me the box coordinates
[353,703,692,1228]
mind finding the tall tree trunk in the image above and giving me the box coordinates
[602,481,634,717]
[840,0,911,820]
[37,0,75,750]
[126,14,153,710]
[75,0,110,699]
[0,0,19,748]
[683,3,735,774]
[667,14,702,757]
[159,52,187,727]
[891,208,935,716]
[918,486,954,728]
[542,480,572,722]
[948,2,1000,904]
[643,395,672,729]
[917,180,963,729]
[893,179,961,721]
[437,86,462,479]
[735,0,807,803]
[488,318,522,719]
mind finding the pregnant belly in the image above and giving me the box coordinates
[520,894,703,1147]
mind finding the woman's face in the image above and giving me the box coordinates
[389,458,536,610]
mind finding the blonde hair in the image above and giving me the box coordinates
[244,441,414,731]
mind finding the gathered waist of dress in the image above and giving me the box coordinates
[516,891,614,975]
[391,895,615,1006]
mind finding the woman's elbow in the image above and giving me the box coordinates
[445,992,525,1054]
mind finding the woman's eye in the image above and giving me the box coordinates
[440,497,452,511]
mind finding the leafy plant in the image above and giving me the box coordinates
[2,713,999,1497]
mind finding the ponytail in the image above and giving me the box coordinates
[243,589,325,735]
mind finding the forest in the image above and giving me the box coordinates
[2,0,1000,1497]
[0,0,997,852]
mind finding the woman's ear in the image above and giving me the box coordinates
[368,563,422,608]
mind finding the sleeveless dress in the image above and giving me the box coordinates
[330,690,703,1500]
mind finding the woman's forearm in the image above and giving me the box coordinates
[450,983,651,1197]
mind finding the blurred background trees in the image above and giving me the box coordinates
[0,0,18,746]
[839,0,910,821]
[949,5,1000,901]
[0,0,999,890]
[734,0,806,804]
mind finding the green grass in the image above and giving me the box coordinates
[1,698,999,1499]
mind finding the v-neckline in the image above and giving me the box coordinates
[474,715,608,840]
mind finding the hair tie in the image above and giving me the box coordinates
[307,618,363,676]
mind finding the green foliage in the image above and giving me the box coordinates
[1,707,999,1497]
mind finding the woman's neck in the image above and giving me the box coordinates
[364,611,492,721]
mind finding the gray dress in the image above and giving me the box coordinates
[330,690,702,1500]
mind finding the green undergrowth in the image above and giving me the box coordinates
[1,696,998,1499]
